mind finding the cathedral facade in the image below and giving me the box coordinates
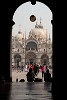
[12,22,52,67]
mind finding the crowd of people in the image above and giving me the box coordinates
[12,63,52,82]
[25,63,52,82]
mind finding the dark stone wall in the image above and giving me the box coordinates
[0,0,66,99]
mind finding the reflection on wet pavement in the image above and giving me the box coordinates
[0,82,53,100]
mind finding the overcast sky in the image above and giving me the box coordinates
[12,1,52,41]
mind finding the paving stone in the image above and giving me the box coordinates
[0,82,53,100]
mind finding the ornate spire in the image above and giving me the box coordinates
[25,30,26,39]
[46,29,47,37]
[19,25,21,31]
[23,33,24,39]
[38,17,43,28]
[48,33,51,49]
[18,25,22,34]
[36,21,37,25]
[49,33,51,40]
[35,21,38,28]
[40,17,41,24]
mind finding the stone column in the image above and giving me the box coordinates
[10,21,15,82]
[5,19,15,82]
[0,19,15,82]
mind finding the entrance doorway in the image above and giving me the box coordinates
[26,52,36,65]
[29,58,33,64]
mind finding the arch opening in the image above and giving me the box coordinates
[11,1,53,82]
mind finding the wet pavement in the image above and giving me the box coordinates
[0,82,53,100]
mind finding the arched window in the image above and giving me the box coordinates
[26,42,37,51]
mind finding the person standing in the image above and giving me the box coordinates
[25,64,28,72]
[44,69,52,82]
[41,64,47,80]
[26,68,35,82]
[30,64,34,71]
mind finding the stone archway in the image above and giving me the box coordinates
[11,0,53,82]
[6,0,53,82]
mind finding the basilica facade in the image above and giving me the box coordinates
[12,21,52,67]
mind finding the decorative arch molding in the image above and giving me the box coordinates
[14,53,21,58]
[14,54,21,62]
[26,51,36,64]
[41,53,49,65]
[26,52,36,59]
[26,38,38,45]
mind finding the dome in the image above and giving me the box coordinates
[15,31,24,41]
[29,21,48,40]
[38,24,43,29]
[29,27,48,40]
[38,22,43,29]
